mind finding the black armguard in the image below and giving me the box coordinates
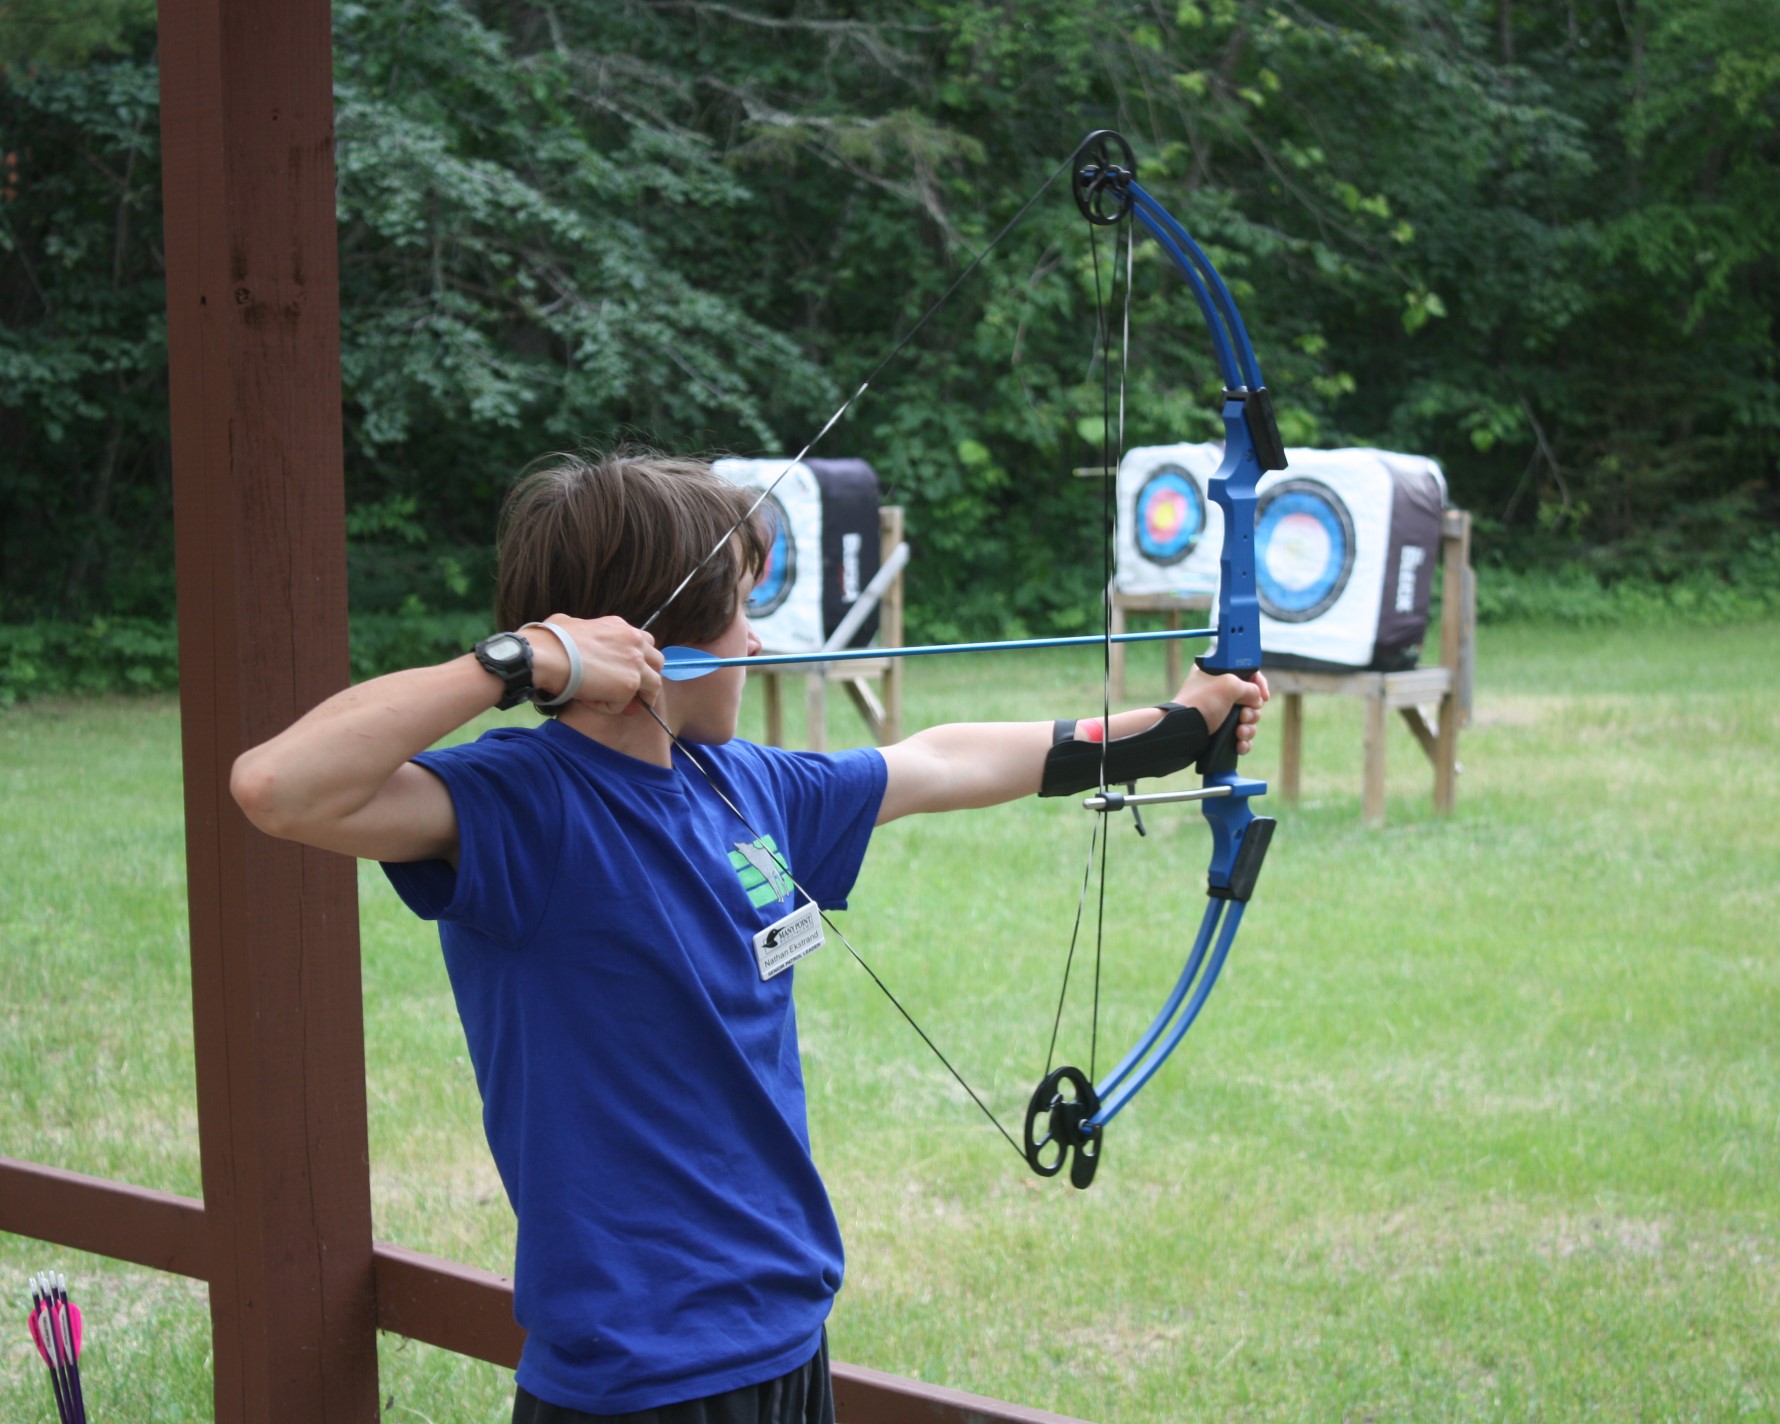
[1038,703,1212,798]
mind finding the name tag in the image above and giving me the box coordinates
[753,898,824,981]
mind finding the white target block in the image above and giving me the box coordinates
[714,457,883,654]
[1116,444,1447,671]
[1114,442,1226,597]
[714,458,826,652]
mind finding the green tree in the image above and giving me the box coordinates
[1,0,1773,640]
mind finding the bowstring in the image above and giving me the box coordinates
[628,155,1092,1163]
[1043,211,1134,1085]
[1105,218,1134,1076]
[641,147,1136,1162]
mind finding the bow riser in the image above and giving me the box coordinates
[1201,400,1265,679]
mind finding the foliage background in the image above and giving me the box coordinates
[1,0,1776,660]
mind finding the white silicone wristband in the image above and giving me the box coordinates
[522,621,583,709]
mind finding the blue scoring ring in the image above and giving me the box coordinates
[746,493,797,618]
[1133,465,1207,567]
[1255,478,1356,622]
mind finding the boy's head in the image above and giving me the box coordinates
[495,447,769,650]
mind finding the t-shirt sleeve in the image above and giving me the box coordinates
[750,744,887,911]
[379,732,564,945]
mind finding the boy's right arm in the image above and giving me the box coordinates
[230,617,659,865]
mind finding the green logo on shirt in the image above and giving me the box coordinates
[730,836,792,907]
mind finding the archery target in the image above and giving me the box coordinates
[1134,466,1208,566]
[713,458,825,651]
[1115,443,1226,596]
[1250,448,1446,669]
[748,493,797,618]
[1116,443,1447,670]
[1256,478,1356,622]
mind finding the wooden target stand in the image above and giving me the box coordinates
[755,507,906,753]
[1112,509,1475,827]
[0,5,1081,1421]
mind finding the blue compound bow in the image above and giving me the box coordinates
[1020,131,1283,1189]
[643,131,1283,1190]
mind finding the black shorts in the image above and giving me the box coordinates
[511,1331,833,1424]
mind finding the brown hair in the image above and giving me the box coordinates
[494,447,769,650]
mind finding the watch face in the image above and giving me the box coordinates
[484,633,525,663]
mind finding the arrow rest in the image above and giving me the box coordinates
[1024,1065,1104,1189]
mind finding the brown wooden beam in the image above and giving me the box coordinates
[370,1245,1091,1424]
[156,0,377,1417]
[372,1243,526,1369]
[831,1361,1091,1424]
[0,1159,207,1279]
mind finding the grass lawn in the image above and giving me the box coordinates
[2,621,1776,1422]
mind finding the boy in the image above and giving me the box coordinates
[232,447,1267,1423]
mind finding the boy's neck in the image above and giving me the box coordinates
[557,700,677,768]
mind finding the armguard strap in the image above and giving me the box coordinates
[1038,702,1212,798]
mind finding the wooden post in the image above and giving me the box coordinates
[1109,590,1212,701]
[158,0,378,1416]
[1362,689,1389,827]
[805,668,828,751]
[879,506,904,744]
[1279,691,1304,803]
[1108,584,1128,700]
[1434,510,1472,815]
[761,670,785,746]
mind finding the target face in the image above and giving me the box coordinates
[1256,478,1356,622]
[747,494,796,618]
[1133,466,1207,566]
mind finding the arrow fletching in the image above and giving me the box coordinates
[660,646,722,681]
[27,1295,51,1363]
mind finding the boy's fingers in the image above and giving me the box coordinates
[1229,674,1267,708]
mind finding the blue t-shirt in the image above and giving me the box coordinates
[381,718,886,1413]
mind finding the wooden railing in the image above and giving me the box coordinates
[0,1158,1086,1423]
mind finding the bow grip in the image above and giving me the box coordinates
[1193,666,1261,779]
[1196,669,1274,903]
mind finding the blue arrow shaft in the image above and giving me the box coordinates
[662,625,1217,679]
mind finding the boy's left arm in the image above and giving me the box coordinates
[876,668,1269,825]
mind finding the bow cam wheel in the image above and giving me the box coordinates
[1024,1065,1104,1189]
[1072,129,1137,226]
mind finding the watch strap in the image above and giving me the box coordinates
[473,632,535,711]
